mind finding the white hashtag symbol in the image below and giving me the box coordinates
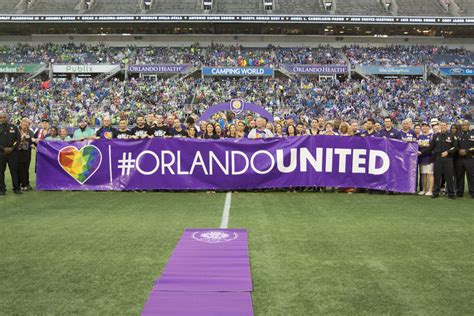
[118,152,136,176]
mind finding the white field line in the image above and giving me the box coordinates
[219,192,232,229]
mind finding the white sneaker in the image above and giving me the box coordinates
[425,192,433,196]
[418,191,426,195]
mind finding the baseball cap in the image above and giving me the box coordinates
[430,118,439,126]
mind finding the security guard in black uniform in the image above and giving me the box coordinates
[0,112,21,195]
[428,121,458,199]
[455,120,474,198]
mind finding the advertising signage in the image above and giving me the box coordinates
[438,67,474,76]
[52,64,120,73]
[128,64,190,73]
[0,64,43,73]
[282,64,348,74]
[202,67,274,77]
[359,66,425,76]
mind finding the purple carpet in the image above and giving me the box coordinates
[142,229,253,315]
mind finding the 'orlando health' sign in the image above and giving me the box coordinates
[37,136,418,192]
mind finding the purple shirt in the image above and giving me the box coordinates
[400,129,417,142]
[359,129,378,137]
[377,128,402,140]
[418,133,433,165]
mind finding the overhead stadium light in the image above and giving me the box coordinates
[85,0,93,10]
[324,1,333,11]
[203,0,212,11]
[264,0,273,11]
[143,0,152,10]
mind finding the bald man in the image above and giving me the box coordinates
[0,112,21,195]
[248,117,274,139]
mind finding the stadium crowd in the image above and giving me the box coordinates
[1,43,473,67]
[1,77,472,128]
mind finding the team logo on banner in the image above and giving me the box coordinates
[192,231,239,243]
[230,99,244,115]
[57,145,102,185]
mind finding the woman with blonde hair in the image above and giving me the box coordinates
[338,122,352,136]
[18,118,34,191]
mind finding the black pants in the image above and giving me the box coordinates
[433,157,455,197]
[0,152,20,192]
[455,157,474,197]
[18,150,32,188]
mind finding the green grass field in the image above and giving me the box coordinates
[0,159,473,315]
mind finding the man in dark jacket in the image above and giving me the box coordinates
[0,112,21,195]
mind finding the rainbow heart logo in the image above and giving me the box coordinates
[58,145,102,185]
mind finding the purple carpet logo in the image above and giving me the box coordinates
[58,145,102,185]
[192,231,239,243]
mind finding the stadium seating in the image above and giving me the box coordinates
[455,0,474,15]
[26,0,80,13]
[0,0,463,16]
[273,0,328,15]
[335,0,388,16]
[214,0,263,14]
[150,0,202,13]
[0,0,20,13]
[395,0,449,16]
[88,0,142,14]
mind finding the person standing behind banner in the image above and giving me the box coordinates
[248,117,274,139]
[455,120,474,198]
[0,112,21,195]
[150,115,169,138]
[202,123,219,140]
[95,116,118,140]
[400,119,417,143]
[360,119,378,137]
[45,127,60,141]
[320,122,339,136]
[309,119,320,136]
[169,119,188,138]
[116,119,131,140]
[377,117,402,140]
[130,115,152,140]
[350,120,361,136]
[417,122,434,196]
[33,118,49,143]
[296,122,307,136]
[226,124,237,138]
[236,121,247,138]
[18,118,34,191]
[428,121,459,199]
[187,126,198,139]
[73,117,96,141]
[58,128,72,141]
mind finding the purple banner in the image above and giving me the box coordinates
[36,135,418,192]
[282,64,348,74]
[128,64,190,73]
